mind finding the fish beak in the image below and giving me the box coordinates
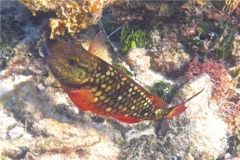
[42,42,51,57]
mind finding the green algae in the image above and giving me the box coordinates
[120,25,149,54]
[146,81,174,104]
[215,25,236,60]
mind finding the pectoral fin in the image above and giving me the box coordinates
[61,85,95,111]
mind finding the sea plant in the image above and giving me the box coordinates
[185,14,237,60]
[226,133,240,156]
[232,67,240,78]
[120,24,149,54]
[186,57,229,98]
[215,22,236,59]
[0,43,14,70]
[147,80,174,104]
[197,22,211,35]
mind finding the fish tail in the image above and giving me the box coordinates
[164,103,187,119]
[164,88,205,119]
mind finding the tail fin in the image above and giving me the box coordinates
[164,103,187,119]
[164,88,204,119]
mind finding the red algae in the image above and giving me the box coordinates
[186,57,240,135]
[186,57,229,98]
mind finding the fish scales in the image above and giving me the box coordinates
[72,61,166,119]
[42,33,204,124]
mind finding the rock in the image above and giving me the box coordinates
[0,104,19,140]
[1,1,237,159]
[0,79,120,159]
[119,74,228,159]
[7,125,26,140]
[158,74,228,159]
[125,48,172,87]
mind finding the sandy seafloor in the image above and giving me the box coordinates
[0,0,239,159]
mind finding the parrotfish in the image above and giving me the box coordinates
[42,32,203,124]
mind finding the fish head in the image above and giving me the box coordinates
[42,40,98,86]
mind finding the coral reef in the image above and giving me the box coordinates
[222,0,240,13]
[124,0,186,17]
[232,3,240,33]
[125,48,150,85]
[119,135,164,160]
[125,48,150,74]
[186,58,239,136]
[19,0,111,38]
[120,75,228,159]
[158,74,228,159]
[0,4,121,158]
[107,0,186,22]
[201,0,239,13]
[0,71,121,160]
[220,88,240,135]
[0,1,28,45]
[150,29,190,75]
[0,0,32,71]
[232,34,240,66]
[186,57,230,98]
[124,48,171,87]
[1,1,240,159]
[181,4,237,60]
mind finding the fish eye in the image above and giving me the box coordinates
[68,58,78,66]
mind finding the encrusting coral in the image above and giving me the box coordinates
[19,0,111,38]
[149,29,190,75]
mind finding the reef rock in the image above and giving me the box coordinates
[0,78,120,159]
[158,74,228,159]
[119,74,228,159]
[125,48,172,87]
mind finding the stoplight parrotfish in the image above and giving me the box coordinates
[42,32,204,124]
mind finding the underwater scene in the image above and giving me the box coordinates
[0,0,239,159]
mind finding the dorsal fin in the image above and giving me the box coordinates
[88,31,112,64]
